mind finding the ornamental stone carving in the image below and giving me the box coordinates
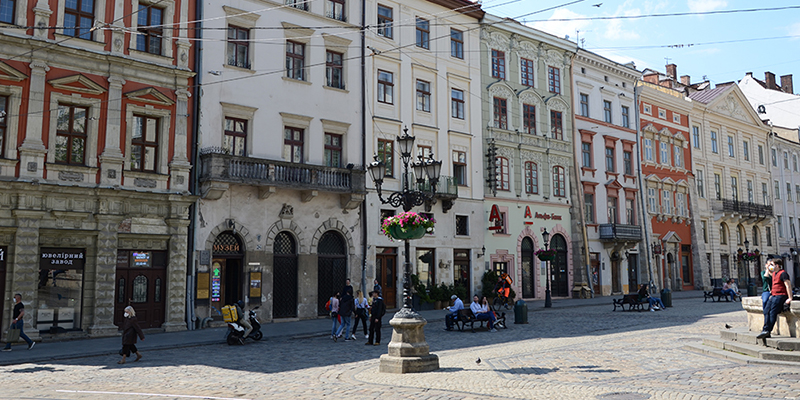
[516,40,538,60]
[488,83,514,100]
[545,49,567,68]
[134,178,157,188]
[519,90,543,106]
[481,29,511,52]
[714,94,748,122]
[58,171,83,182]
[548,97,570,112]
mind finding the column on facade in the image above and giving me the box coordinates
[99,76,126,186]
[163,217,190,331]
[88,215,122,336]
[32,0,52,40]
[169,89,191,193]
[18,61,49,179]
[10,210,44,340]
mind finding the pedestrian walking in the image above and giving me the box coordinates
[118,306,144,364]
[338,289,354,341]
[2,294,35,351]
[329,292,340,341]
[373,279,382,296]
[352,290,369,340]
[341,279,353,301]
[366,291,386,346]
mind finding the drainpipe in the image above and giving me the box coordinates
[359,0,368,293]
[633,79,655,292]
[186,0,203,330]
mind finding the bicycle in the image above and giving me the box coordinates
[492,294,512,311]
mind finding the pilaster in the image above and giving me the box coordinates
[162,218,190,332]
[19,61,49,180]
[32,0,52,40]
[87,216,122,336]
[100,76,126,186]
[11,210,44,342]
[169,89,191,193]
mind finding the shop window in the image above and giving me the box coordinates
[416,248,435,289]
[37,248,85,332]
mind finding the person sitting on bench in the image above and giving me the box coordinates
[722,279,739,301]
[470,296,497,332]
[637,284,666,311]
[444,295,464,331]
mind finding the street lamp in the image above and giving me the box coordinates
[542,228,552,308]
[744,238,756,296]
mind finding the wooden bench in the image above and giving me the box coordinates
[454,309,507,332]
[703,287,738,302]
[612,294,647,311]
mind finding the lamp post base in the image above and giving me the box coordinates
[545,289,552,308]
[379,308,439,374]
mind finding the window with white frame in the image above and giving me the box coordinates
[692,126,700,148]
[603,100,612,123]
[785,151,790,169]
[647,188,657,213]
[728,136,735,157]
[747,180,754,203]
[660,142,669,165]
[496,157,509,191]
[778,216,784,238]
[579,93,589,117]
[552,166,566,197]
[674,144,682,167]
[676,193,686,217]
[325,0,345,21]
[775,180,781,200]
[658,108,666,119]
[644,138,653,161]
[643,104,651,115]
[524,161,538,194]
[711,131,718,153]
[743,141,749,161]
[759,144,764,164]
[788,182,793,202]
[714,173,721,200]
[453,151,467,186]
[696,169,705,198]
[763,182,769,204]
[326,51,344,89]
[621,106,630,128]
[662,190,672,214]
[772,148,778,166]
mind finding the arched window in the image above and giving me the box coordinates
[273,232,298,319]
[521,237,535,298]
[737,225,745,245]
[524,162,538,194]
[496,157,509,191]
[552,166,566,197]
[720,223,728,244]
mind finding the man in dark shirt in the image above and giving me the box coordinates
[366,291,386,346]
[3,294,35,351]
[341,279,353,302]
[757,260,793,339]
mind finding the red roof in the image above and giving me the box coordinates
[687,85,731,104]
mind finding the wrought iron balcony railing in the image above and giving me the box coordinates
[599,224,643,242]
[401,172,459,198]
[720,199,773,218]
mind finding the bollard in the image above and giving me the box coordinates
[660,288,672,308]
[514,300,528,324]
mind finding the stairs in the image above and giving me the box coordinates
[683,328,800,365]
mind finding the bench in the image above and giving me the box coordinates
[704,287,739,302]
[454,309,507,332]
[612,294,647,311]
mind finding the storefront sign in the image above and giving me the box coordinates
[488,204,503,231]
[534,212,562,221]
[132,251,151,268]
[211,265,221,302]
[40,248,85,269]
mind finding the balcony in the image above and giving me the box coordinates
[719,199,773,218]
[199,151,366,209]
[599,224,643,242]
[401,172,459,213]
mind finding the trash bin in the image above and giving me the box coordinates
[514,300,528,324]
[747,283,757,297]
[660,288,672,308]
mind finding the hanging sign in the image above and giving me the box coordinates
[211,264,221,302]
[524,206,534,225]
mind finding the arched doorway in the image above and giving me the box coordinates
[211,231,244,309]
[273,232,298,318]
[551,234,569,297]
[317,231,347,316]
[521,237,535,298]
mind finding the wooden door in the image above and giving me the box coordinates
[521,239,535,298]
[551,234,569,297]
[453,249,471,300]
[376,248,396,309]
[627,254,639,293]
[611,260,621,293]
[114,250,166,329]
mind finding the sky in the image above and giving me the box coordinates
[485,0,800,90]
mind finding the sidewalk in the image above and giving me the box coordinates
[0,290,706,366]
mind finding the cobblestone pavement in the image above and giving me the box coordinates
[1,297,799,400]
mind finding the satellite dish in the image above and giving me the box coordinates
[757,105,766,114]
[565,35,570,40]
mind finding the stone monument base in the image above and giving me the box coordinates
[378,308,439,374]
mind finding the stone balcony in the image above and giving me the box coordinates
[199,151,366,209]
[598,223,643,242]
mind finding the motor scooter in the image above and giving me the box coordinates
[226,306,263,345]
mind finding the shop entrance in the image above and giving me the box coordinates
[317,231,347,316]
[273,232,298,318]
[627,254,639,292]
[376,248,397,309]
[611,260,621,294]
[681,245,693,290]
[209,231,244,316]
[114,250,167,329]
[521,238,535,298]
[590,252,600,295]
[453,249,471,301]
[551,234,569,297]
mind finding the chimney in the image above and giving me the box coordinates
[680,75,691,86]
[781,74,794,94]
[643,73,658,84]
[665,64,677,80]
[765,71,777,90]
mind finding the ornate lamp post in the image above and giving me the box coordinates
[744,238,756,296]
[542,228,552,308]
[367,127,442,373]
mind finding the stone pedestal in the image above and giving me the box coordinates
[743,296,799,337]
[379,308,439,374]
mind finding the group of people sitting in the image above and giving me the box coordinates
[637,284,667,311]
[443,294,499,332]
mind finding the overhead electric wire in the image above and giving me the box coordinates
[519,5,800,23]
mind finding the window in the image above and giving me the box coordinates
[701,221,708,243]
[491,50,505,79]
[778,216,784,238]
[451,89,464,119]
[673,144,682,167]
[727,136,735,157]
[522,104,536,134]
[792,218,797,238]
[455,215,469,236]
[130,115,158,172]
[0,0,15,23]
[772,148,777,166]
[377,139,393,177]
[796,184,800,202]
[644,138,653,161]
[714,173,721,200]
[223,117,247,156]
[795,154,798,171]
[662,190,672,214]
[325,0,345,21]
[743,141,750,161]
[547,66,560,94]
[227,26,250,68]
[692,126,700,148]
[737,225,744,245]
[626,198,635,224]
[788,182,793,202]
[605,147,615,172]
[676,193,686,217]
[416,80,431,112]
[648,188,657,213]
[711,131,718,153]
[758,144,764,164]
[453,151,467,186]
[286,41,305,80]
[775,180,781,200]
[621,106,630,128]
[550,110,563,140]
[696,169,705,198]
[658,108,666,119]
[0,95,6,157]
[719,224,727,244]
[579,93,589,117]
[767,227,772,246]
[763,182,769,204]
[752,226,759,246]
[785,151,790,169]
[137,5,163,54]
[585,193,595,223]
[326,51,344,89]
[64,0,94,39]
[747,180,754,203]
[496,157,509,191]
[493,97,507,129]
[283,127,304,163]
[581,142,592,168]
[55,104,88,165]
[415,18,429,49]
[324,133,342,167]
[377,5,393,38]
[607,196,618,223]
[524,162,538,194]
[521,58,535,86]
[417,145,431,160]
[603,100,612,123]
[286,0,308,10]
[552,166,566,197]
[377,70,393,104]
[450,29,463,59]
[623,151,632,175]
[673,114,681,124]
[660,142,669,165]
[643,104,651,114]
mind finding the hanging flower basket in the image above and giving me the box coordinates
[739,252,758,262]
[381,211,435,241]
[535,249,556,261]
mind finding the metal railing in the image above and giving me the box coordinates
[401,172,459,198]
[599,224,643,241]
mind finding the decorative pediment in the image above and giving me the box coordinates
[545,49,567,68]
[0,61,27,82]
[605,178,624,190]
[705,85,764,126]
[488,82,514,99]
[642,123,659,134]
[644,174,661,183]
[675,179,689,188]
[48,74,106,95]
[713,93,750,123]
[125,87,175,106]
[547,97,570,112]
[515,40,538,60]
[518,88,542,106]
[661,231,682,243]
[481,29,510,52]
[662,177,676,186]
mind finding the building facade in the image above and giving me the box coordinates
[365,0,485,308]
[195,0,366,322]
[573,49,641,296]
[479,15,577,300]
[0,0,196,338]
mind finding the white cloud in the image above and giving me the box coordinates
[527,8,591,41]
[790,22,800,38]
[687,0,728,13]
[602,4,641,41]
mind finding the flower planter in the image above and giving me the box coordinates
[537,254,555,261]
[387,225,427,240]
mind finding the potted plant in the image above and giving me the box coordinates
[535,248,556,261]
[381,211,435,241]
